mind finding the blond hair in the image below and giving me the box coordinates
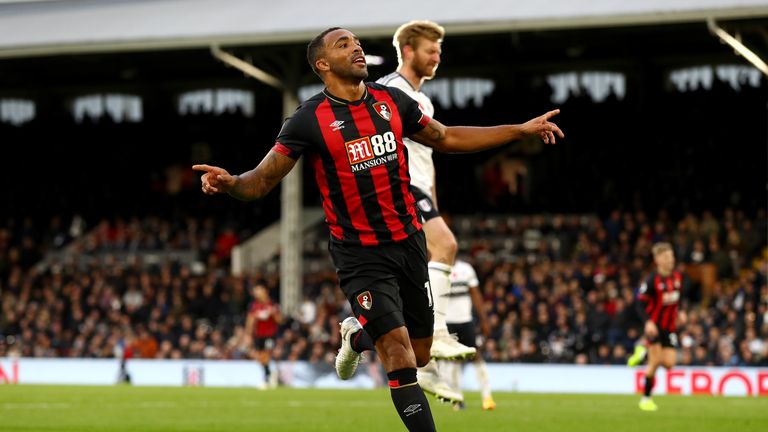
[651,242,673,256]
[392,20,445,61]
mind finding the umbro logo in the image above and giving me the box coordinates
[329,120,345,131]
[403,404,422,416]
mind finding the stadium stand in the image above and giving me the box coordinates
[1,208,765,367]
[1,2,766,390]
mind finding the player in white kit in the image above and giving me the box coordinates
[376,20,476,404]
[441,258,496,410]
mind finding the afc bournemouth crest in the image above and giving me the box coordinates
[373,102,392,121]
[357,291,373,310]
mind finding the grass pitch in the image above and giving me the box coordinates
[0,385,766,431]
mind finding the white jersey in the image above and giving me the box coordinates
[446,259,479,324]
[376,72,435,197]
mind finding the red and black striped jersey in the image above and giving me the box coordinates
[249,301,279,338]
[637,270,686,332]
[273,83,431,246]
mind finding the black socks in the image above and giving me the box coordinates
[387,368,436,432]
[351,328,375,353]
[644,375,655,397]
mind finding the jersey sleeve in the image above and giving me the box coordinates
[636,275,656,302]
[387,86,431,135]
[465,263,480,288]
[273,106,315,159]
[635,275,655,321]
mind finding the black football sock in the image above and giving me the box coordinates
[387,368,436,432]
[644,375,655,397]
[263,363,271,380]
[351,329,375,353]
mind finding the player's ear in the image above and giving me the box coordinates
[402,45,414,62]
[316,57,330,73]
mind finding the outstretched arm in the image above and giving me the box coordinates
[193,149,297,201]
[410,109,564,153]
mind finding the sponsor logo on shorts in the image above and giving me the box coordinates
[357,291,373,310]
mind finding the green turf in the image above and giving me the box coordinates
[0,385,766,431]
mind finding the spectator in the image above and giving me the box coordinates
[0,209,764,370]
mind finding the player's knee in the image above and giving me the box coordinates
[380,340,416,367]
[408,337,431,367]
[382,343,407,360]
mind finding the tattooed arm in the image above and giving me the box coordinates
[410,109,564,153]
[193,150,297,201]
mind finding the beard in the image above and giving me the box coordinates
[414,58,438,80]
[330,61,369,81]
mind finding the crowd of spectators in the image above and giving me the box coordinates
[450,209,766,366]
[3,22,766,384]
[1,208,766,370]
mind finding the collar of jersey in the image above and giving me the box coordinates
[395,72,419,92]
[323,85,369,105]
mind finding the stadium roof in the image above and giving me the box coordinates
[0,0,767,58]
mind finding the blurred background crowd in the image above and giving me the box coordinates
[2,20,766,372]
[1,207,765,368]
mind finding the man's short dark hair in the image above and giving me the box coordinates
[307,27,342,76]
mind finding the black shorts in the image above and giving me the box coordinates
[648,330,678,348]
[254,337,276,351]
[411,187,440,222]
[447,321,477,348]
[329,230,434,341]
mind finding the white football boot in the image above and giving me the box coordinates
[335,317,363,380]
[418,360,464,404]
[430,328,476,360]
